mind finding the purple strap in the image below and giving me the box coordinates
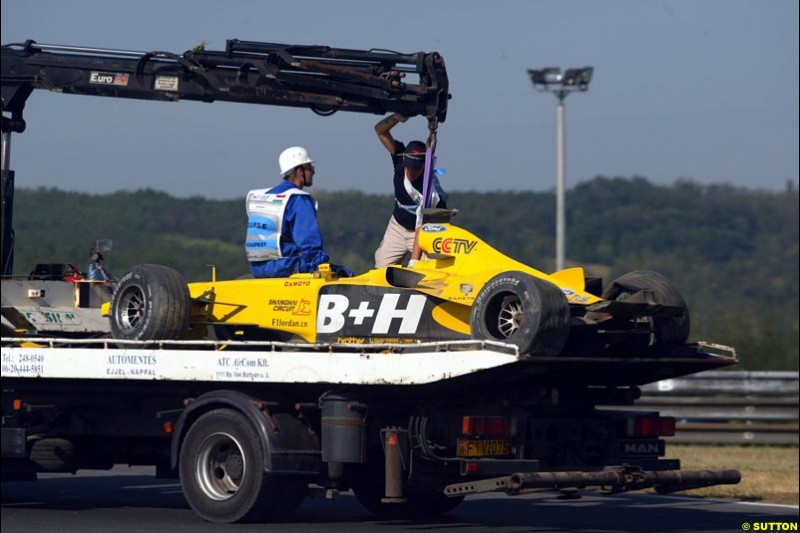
[421,147,435,209]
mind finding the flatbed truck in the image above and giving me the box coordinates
[1,337,741,522]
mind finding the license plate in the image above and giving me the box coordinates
[619,439,665,457]
[457,438,511,457]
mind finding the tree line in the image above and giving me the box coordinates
[11,176,798,371]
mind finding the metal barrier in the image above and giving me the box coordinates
[636,371,799,445]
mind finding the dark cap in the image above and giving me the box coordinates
[403,140,427,170]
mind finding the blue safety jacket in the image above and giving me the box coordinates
[246,181,329,278]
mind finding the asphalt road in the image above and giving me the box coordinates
[2,466,797,533]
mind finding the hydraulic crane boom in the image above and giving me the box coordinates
[0,38,450,275]
[1,39,449,128]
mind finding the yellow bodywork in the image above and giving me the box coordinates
[413,223,600,306]
[187,223,601,343]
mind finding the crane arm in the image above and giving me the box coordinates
[1,39,449,131]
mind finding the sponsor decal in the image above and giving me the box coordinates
[336,336,366,345]
[270,318,308,328]
[421,224,447,233]
[432,237,477,255]
[269,298,298,312]
[336,336,415,345]
[284,280,311,287]
[89,71,130,86]
[293,299,312,316]
[154,75,179,92]
[369,337,417,344]
[317,293,427,335]
[561,288,591,303]
[314,286,469,343]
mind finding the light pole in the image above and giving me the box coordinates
[528,67,593,272]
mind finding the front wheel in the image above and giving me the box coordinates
[179,409,306,523]
[470,272,570,356]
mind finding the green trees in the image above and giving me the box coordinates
[12,177,798,370]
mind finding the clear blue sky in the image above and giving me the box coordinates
[2,0,798,198]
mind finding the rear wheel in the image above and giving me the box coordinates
[470,272,570,356]
[110,264,190,341]
[179,409,306,523]
[602,270,690,345]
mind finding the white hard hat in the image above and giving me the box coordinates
[279,146,315,176]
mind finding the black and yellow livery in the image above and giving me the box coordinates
[109,222,690,357]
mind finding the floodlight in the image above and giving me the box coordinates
[527,66,594,271]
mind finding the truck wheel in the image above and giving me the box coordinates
[470,272,570,356]
[602,270,690,345]
[110,264,190,341]
[179,409,306,523]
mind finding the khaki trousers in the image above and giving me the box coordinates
[374,216,416,268]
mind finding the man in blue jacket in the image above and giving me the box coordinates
[245,146,349,278]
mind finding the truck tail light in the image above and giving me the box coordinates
[461,416,510,437]
[464,462,480,473]
[658,417,677,436]
[629,416,676,437]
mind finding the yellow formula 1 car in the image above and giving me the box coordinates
[109,221,689,357]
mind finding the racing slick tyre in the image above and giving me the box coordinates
[110,264,190,341]
[179,409,306,523]
[602,270,690,345]
[470,271,570,356]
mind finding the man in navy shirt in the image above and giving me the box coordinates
[373,113,448,268]
[245,146,349,278]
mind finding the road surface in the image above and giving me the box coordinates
[2,466,797,533]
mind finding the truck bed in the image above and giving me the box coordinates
[1,337,737,389]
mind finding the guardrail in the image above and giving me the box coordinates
[636,371,799,445]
